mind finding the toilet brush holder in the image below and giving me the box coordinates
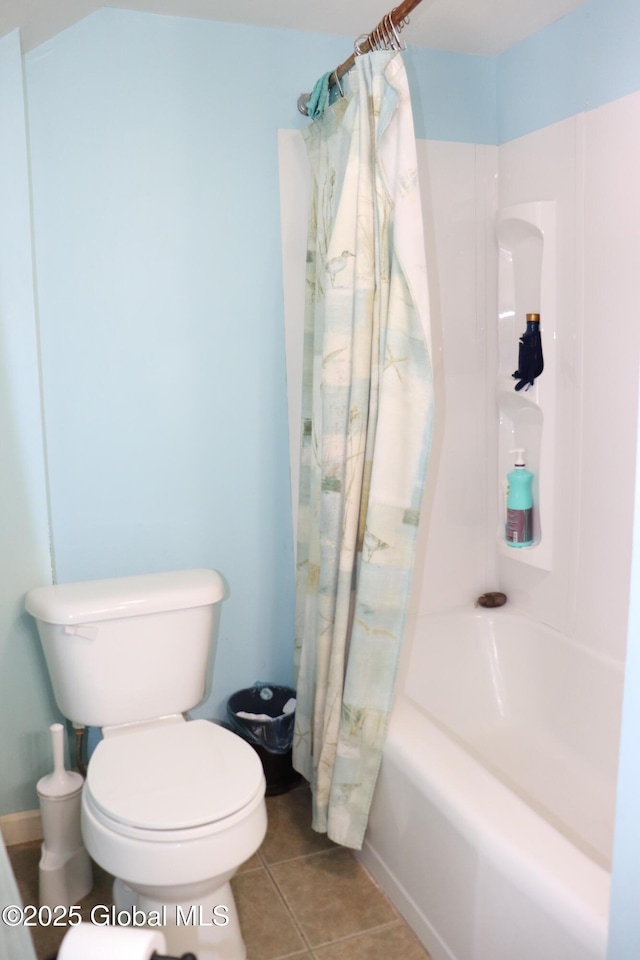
[37,723,92,908]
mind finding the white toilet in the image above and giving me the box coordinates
[25,569,267,960]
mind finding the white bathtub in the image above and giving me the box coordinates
[359,609,624,960]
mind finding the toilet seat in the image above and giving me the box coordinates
[85,719,264,833]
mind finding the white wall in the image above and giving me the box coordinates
[410,141,498,619]
[497,92,640,665]
[366,103,639,677]
[497,117,583,637]
[579,92,640,662]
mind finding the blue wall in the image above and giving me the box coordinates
[404,46,496,143]
[26,11,318,718]
[23,10,497,723]
[497,0,640,142]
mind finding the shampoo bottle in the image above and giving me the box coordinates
[505,449,533,547]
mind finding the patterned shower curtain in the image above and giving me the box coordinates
[293,50,433,850]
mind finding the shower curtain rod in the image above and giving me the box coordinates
[297,0,425,115]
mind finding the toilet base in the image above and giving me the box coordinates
[113,875,246,960]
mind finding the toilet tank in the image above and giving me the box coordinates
[25,569,225,728]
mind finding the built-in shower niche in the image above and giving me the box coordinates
[497,201,556,572]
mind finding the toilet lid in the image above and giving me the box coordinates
[86,720,264,831]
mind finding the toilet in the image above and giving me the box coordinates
[25,569,267,960]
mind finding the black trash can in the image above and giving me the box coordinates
[227,684,301,796]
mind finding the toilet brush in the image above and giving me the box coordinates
[37,723,93,908]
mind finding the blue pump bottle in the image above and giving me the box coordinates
[505,448,533,547]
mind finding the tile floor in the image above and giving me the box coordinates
[8,784,431,959]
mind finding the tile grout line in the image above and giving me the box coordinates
[259,852,316,957]
[259,843,337,868]
[255,793,411,955]
[261,846,406,957]
[309,918,406,952]
[234,844,312,960]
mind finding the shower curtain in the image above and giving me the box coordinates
[293,50,433,849]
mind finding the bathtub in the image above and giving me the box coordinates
[359,609,624,960]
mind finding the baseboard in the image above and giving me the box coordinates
[0,809,43,846]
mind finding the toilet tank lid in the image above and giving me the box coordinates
[25,569,225,625]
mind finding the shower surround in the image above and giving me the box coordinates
[281,82,640,958]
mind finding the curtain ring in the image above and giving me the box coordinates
[333,71,345,99]
[297,93,310,116]
[389,15,405,49]
[388,14,402,50]
[381,15,393,48]
[354,33,369,55]
[380,15,390,48]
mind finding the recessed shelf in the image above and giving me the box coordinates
[496,201,556,572]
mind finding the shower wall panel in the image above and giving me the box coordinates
[411,141,498,619]
[498,90,640,664]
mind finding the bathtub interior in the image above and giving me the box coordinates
[401,610,624,869]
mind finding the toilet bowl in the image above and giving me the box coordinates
[81,717,266,959]
[25,569,268,960]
